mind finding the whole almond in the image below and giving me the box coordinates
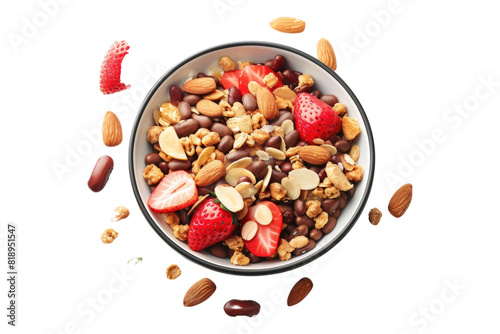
[287,277,313,306]
[181,77,216,95]
[298,146,331,165]
[183,278,216,307]
[388,184,413,218]
[195,160,225,187]
[317,38,337,71]
[256,88,279,120]
[269,17,305,34]
[196,99,223,117]
[102,111,122,147]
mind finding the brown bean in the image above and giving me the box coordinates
[179,209,190,225]
[294,199,306,216]
[209,243,228,258]
[270,111,294,126]
[323,216,337,234]
[183,94,202,106]
[226,150,250,163]
[334,140,351,153]
[327,134,340,144]
[320,94,339,107]
[338,192,348,210]
[178,101,192,120]
[322,199,339,216]
[282,210,295,224]
[168,159,191,171]
[210,123,232,138]
[310,90,322,99]
[284,130,300,148]
[348,185,356,198]
[169,85,184,106]
[293,85,310,94]
[330,154,342,164]
[263,157,276,168]
[282,69,299,86]
[218,135,234,153]
[88,155,113,192]
[281,161,292,173]
[196,73,207,78]
[247,252,261,263]
[209,75,220,86]
[295,215,314,229]
[333,209,342,219]
[242,94,257,111]
[264,136,281,149]
[246,161,268,179]
[309,228,323,241]
[158,161,169,174]
[317,168,327,180]
[228,86,242,105]
[191,113,212,129]
[264,59,274,68]
[174,119,199,138]
[145,152,162,166]
[289,225,309,241]
[224,299,260,317]
[293,239,316,256]
[270,170,287,184]
[272,55,286,72]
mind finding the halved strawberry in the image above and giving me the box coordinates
[240,202,283,257]
[99,40,131,95]
[147,171,198,213]
[221,69,242,90]
[238,65,283,95]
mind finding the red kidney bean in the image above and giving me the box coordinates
[191,114,212,129]
[169,85,184,106]
[224,299,261,317]
[158,161,169,174]
[248,252,261,263]
[177,101,192,120]
[284,130,300,148]
[338,192,348,210]
[348,185,356,198]
[218,135,234,153]
[327,134,340,145]
[88,156,113,192]
[242,94,257,111]
[209,243,228,258]
[209,75,220,86]
[282,210,295,224]
[281,161,292,173]
[320,94,339,107]
[309,228,323,241]
[293,240,316,256]
[317,168,326,180]
[333,209,342,219]
[264,136,281,149]
[270,170,287,184]
[237,176,252,185]
[168,159,191,171]
[311,90,322,99]
[246,161,268,179]
[265,59,274,68]
[295,215,314,228]
[331,154,342,164]
[228,86,242,105]
[179,209,190,225]
[272,55,286,72]
[323,216,337,234]
[210,123,232,138]
[289,225,308,241]
[294,71,302,77]
[322,199,339,216]
[174,119,199,138]
[294,199,306,216]
[183,94,202,106]
[293,85,310,94]
[282,69,299,85]
[226,150,250,163]
[276,71,284,81]
[334,140,351,153]
[145,152,162,166]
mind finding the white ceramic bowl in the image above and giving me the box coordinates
[129,42,375,275]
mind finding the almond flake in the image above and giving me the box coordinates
[281,177,301,200]
[226,157,252,173]
[288,169,320,190]
[225,168,256,186]
[265,147,286,160]
[312,138,325,145]
[241,221,258,241]
[254,205,272,225]
[321,144,337,155]
[235,182,258,199]
[281,120,294,135]
[214,185,244,213]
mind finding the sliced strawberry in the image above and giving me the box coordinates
[99,40,131,95]
[221,69,242,90]
[238,65,283,95]
[188,198,237,251]
[240,202,283,257]
[293,92,341,144]
[147,171,197,213]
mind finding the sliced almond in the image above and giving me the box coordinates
[273,86,297,103]
[341,154,355,171]
[190,106,200,115]
[261,166,273,192]
[312,138,324,145]
[279,137,286,153]
[255,180,264,193]
[233,133,247,149]
[153,109,161,125]
[214,185,244,213]
[265,147,286,160]
[158,127,187,160]
[241,221,258,241]
[256,150,270,161]
[203,89,224,101]
[235,182,258,199]
[197,146,215,166]
[226,157,252,173]
[225,168,256,186]
[288,169,320,190]
[281,119,295,135]
[188,195,209,215]
[349,145,360,162]
[281,177,301,200]
[321,144,337,156]
[254,205,272,225]
[261,125,275,133]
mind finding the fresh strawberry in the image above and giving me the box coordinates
[99,40,131,95]
[188,198,237,251]
[147,171,198,213]
[293,92,341,144]
[240,202,283,257]
[221,69,242,90]
[238,65,283,95]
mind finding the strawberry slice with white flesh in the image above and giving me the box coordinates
[147,171,198,213]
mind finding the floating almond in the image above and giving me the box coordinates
[254,204,272,225]
[256,88,279,120]
[241,221,258,241]
[288,169,320,190]
[298,146,331,165]
[158,127,187,161]
[281,177,300,200]
[102,111,123,147]
[317,38,337,71]
[196,99,223,117]
[181,77,216,95]
[226,168,256,186]
[388,184,413,218]
[215,185,244,213]
[183,278,216,307]
[269,17,306,34]
[195,160,225,187]
[287,277,313,306]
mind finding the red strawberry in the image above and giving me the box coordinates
[238,65,283,95]
[188,198,237,251]
[240,202,283,257]
[147,171,198,213]
[99,40,131,95]
[221,69,242,90]
[293,92,341,144]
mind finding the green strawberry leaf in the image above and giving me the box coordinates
[207,190,216,197]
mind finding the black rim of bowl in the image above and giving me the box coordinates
[129,41,375,276]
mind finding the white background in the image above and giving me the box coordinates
[1,0,500,333]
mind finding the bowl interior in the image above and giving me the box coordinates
[130,42,374,275]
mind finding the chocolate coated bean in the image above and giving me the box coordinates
[226,150,250,163]
[237,176,252,185]
[224,300,261,317]
[320,94,339,107]
[338,192,348,210]
[246,161,268,179]
[270,111,294,126]
[209,243,228,258]
[168,159,191,171]
[210,123,232,138]
[264,136,281,149]
[264,59,274,68]
[228,86,242,105]
[333,209,342,219]
[282,69,299,86]
[179,209,190,225]
[178,101,192,120]
[247,252,261,263]
[174,119,199,138]
[88,155,113,192]
[334,140,351,153]
[272,55,286,72]
[158,161,169,174]
[145,152,162,166]
[293,85,310,94]
[270,170,287,184]
[311,90,322,99]
[242,94,257,111]
[263,157,276,168]
[183,94,202,106]
[191,114,212,129]
[281,161,292,173]
[284,130,300,148]
[218,135,234,153]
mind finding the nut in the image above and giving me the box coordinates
[269,182,287,201]
[166,264,181,280]
[306,200,322,218]
[287,277,313,306]
[163,212,180,229]
[312,187,327,199]
[288,169,320,190]
[223,235,244,251]
[102,111,123,147]
[314,212,329,229]
[298,146,331,165]
[273,86,297,103]
[214,184,245,213]
[289,236,308,249]
[219,56,235,72]
[195,160,225,187]
[346,165,363,182]
[251,129,270,145]
[349,144,360,162]
[269,16,306,33]
[254,204,273,225]
[196,99,223,117]
[248,81,262,95]
[183,278,216,307]
[231,102,247,117]
[241,220,258,241]
[158,126,188,161]
[317,38,337,70]
[111,206,129,222]
[201,132,221,146]
[333,103,346,116]
[251,112,267,129]
[147,126,163,144]
[143,164,164,185]
[388,184,413,218]
[195,128,210,139]
[101,228,118,244]
[341,153,356,171]
[181,77,216,95]
[230,251,250,266]
[189,133,202,146]
[342,116,361,141]
[325,186,340,199]
[173,224,189,241]
[325,162,353,191]
[160,102,181,125]
[256,88,280,120]
[369,208,382,225]
[203,89,225,101]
